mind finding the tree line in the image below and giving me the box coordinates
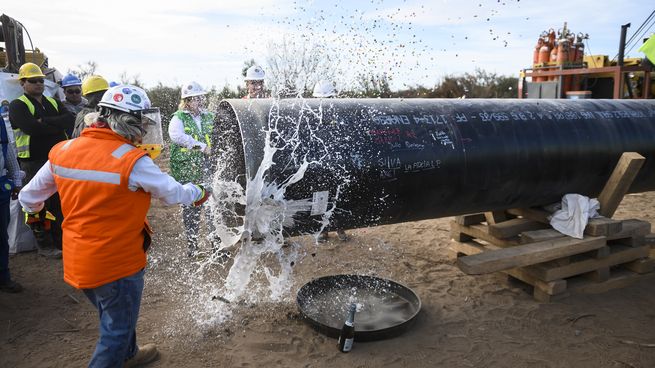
[68,61,517,139]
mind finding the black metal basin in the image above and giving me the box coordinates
[296,274,421,342]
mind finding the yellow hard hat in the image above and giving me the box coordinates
[82,75,110,96]
[18,62,46,80]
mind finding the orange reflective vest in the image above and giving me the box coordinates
[49,128,152,289]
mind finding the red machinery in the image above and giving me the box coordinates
[520,22,653,99]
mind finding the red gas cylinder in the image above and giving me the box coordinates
[535,44,551,82]
[550,45,558,62]
[557,40,572,93]
[533,38,544,65]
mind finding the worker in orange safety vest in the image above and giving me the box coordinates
[18,84,212,368]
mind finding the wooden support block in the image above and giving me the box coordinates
[597,152,645,218]
[520,229,565,244]
[457,236,606,275]
[488,218,547,239]
[455,214,486,226]
[524,245,650,281]
[449,239,501,255]
[505,268,567,295]
[567,269,655,295]
[484,211,508,225]
[612,235,646,248]
[594,246,611,259]
[450,227,473,242]
[624,258,655,274]
[450,221,519,247]
[585,217,623,236]
[606,219,651,241]
[507,208,551,224]
[644,234,655,247]
[584,267,610,282]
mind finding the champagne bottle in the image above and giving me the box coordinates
[337,303,357,353]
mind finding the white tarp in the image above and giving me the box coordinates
[548,194,601,239]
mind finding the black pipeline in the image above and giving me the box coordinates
[213,98,655,234]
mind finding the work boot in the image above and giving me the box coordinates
[38,248,62,259]
[336,229,349,242]
[124,343,160,368]
[0,280,23,293]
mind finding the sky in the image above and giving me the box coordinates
[3,0,654,91]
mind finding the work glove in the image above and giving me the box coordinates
[192,184,212,207]
[24,207,56,232]
[11,187,20,201]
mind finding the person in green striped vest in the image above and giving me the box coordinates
[168,81,215,256]
[8,62,74,259]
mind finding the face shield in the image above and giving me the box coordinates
[138,108,164,159]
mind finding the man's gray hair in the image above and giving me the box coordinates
[98,108,145,142]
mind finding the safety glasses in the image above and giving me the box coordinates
[26,78,45,84]
[65,89,82,94]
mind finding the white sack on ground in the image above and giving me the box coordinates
[8,198,37,254]
[548,194,600,239]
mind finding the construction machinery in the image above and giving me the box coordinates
[0,13,61,117]
[519,21,654,99]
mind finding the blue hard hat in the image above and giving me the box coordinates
[109,81,120,87]
[61,73,82,88]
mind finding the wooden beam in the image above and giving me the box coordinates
[484,211,508,225]
[624,258,655,274]
[597,152,645,218]
[507,208,551,224]
[450,221,520,247]
[505,267,567,295]
[456,236,606,275]
[455,214,486,226]
[524,245,650,281]
[585,217,623,236]
[606,219,651,241]
[488,218,547,239]
[520,229,565,244]
[567,269,655,295]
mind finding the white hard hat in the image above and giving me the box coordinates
[98,85,151,115]
[244,65,265,81]
[312,80,336,98]
[181,81,207,99]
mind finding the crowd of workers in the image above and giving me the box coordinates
[0,61,344,367]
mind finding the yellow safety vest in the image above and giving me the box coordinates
[15,95,59,159]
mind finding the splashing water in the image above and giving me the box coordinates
[182,98,349,328]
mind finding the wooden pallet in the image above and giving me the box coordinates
[449,152,655,302]
[449,226,654,302]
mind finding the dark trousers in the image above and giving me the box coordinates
[20,159,63,250]
[182,204,215,253]
[0,199,11,283]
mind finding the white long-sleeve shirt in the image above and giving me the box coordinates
[168,111,207,151]
[19,155,202,213]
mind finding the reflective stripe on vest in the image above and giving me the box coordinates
[15,95,60,159]
[111,143,135,159]
[51,164,121,185]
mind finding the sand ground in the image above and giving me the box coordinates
[1,191,655,368]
